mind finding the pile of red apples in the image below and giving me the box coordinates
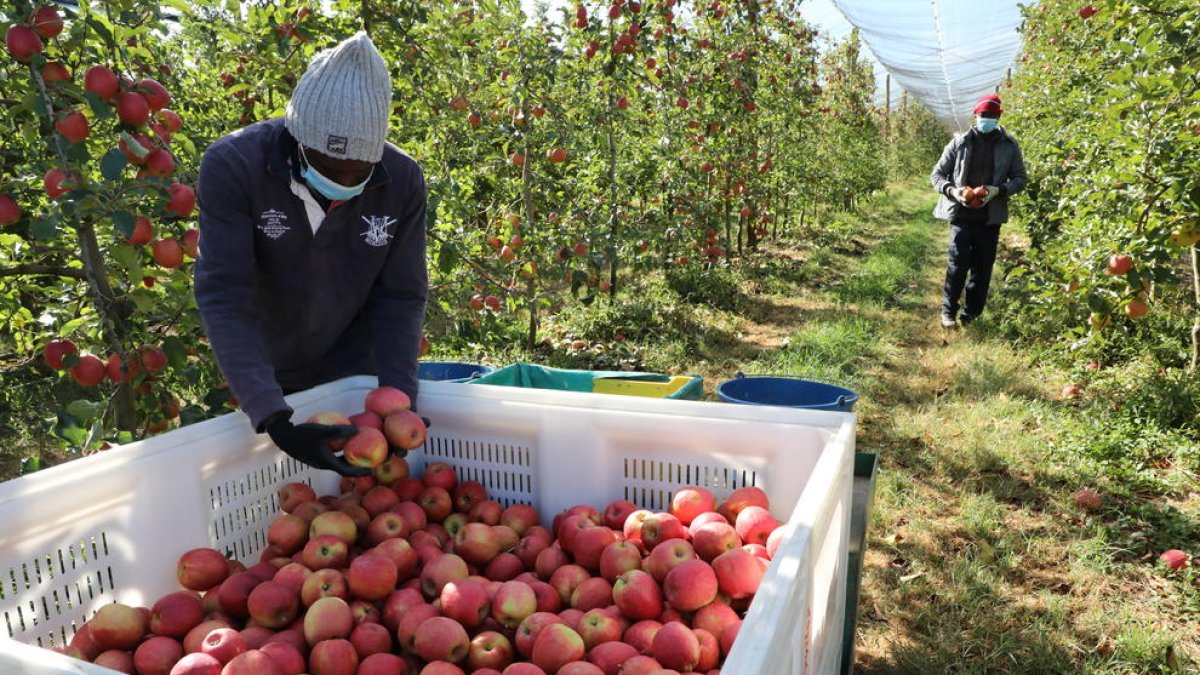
[51,416,786,675]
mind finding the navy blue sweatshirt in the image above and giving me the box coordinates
[195,118,428,431]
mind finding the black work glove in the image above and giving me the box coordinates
[266,416,371,477]
[387,416,432,459]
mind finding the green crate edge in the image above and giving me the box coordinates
[841,452,879,675]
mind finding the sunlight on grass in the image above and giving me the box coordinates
[761,316,877,379]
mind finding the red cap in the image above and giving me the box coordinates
[973,94,1002,115]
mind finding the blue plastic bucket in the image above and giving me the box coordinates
[717,373,858,412]
[417,362,494,383]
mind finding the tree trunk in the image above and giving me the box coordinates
[1191,245,1199,372]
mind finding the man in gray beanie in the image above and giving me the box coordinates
[195,32,428,476]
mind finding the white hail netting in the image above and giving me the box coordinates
[829,0,1025,130]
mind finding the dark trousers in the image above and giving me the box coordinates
[941,221,1001,319]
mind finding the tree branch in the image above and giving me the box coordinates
[0,264,87,279]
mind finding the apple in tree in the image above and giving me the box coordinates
[5,25,43,63]
[1106,254,1132,276]
[70,354,105,387]
[30,6,64,38]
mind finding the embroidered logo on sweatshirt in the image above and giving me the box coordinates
[258,209,291,240]
[361,215,396,247]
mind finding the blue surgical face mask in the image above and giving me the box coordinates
[975,117,1000,133]
[299,146,372,201]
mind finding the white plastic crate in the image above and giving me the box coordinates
[0,375,855,674]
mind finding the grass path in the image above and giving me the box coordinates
[712,181,1198,674]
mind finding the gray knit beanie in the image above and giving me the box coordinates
[285,31,391,163]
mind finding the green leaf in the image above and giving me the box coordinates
[162,336,188,370]
[101,149,129,181]
[66,399,105,422]
[437,241,459,274]
[85,92,115,120]
[30,216,60,241]
[129,289,157,313]
[67,142,91,164]
[111,210,136,237]
[52,411,87,447]
[110,243,142,277]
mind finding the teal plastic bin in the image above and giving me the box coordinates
[467,363,704,400]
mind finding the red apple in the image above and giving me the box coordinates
[718,486,769,522]
[347,552,397,600]
[712,547,768,599]
[612,569,663,621]
[670,487,716,526]
[343,426,389,469]
[374,454,409,484]
[308,639,357,675]
[169,652,223,674]
[588,641,639,675]
[5,25,43,62]
[466,630,514,672]
[149,591,204,639]
[423,461,459,491]
[358,653,407,675]
[602,501,638,530]
[453,480,488,513]
[132,635,183,675]
[138,78,171,110]
[501,504,539,535]
[663,559,718,612]
[692,601,738,639]
[548,564,590,607]
[83,65,120,99]
[1160,549,1190,570]
[30,6,64,38]
[383,410,427,450]
[531,623,584,673]
[514,612,565,658]
[348,621,392,658]
[599,540,642,583]
[93,650,136,672]
[651,621,700,672]
[70,354,105,387]
[89,602,148,651]
[300,568,347,606]
[165,183,196,218]
[175,548,230,592]
[304,596,354,645]
[199,627,246,664]
[691,521,741,561]
[420,552,469,599]
[55,109,90,143]
[440,579,491,628]
[117,91,151,126]
[491,580,537,629]
[734,506,777,546]
[414,616,470,663]
[1106,254,1132,276]
[364,386,411,417]
[642,539,696,583]
[277,483,317,514]
[639,513,687,551]
[301,535,349,570]
[576,608,622,651]
[484,552,525,581]
[310,510,357,543]
[572,527,621,573]
[152,238,184,269]
[569,576,613,611]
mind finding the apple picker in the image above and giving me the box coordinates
[930,93,1028,329]
[195,32,428,475]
